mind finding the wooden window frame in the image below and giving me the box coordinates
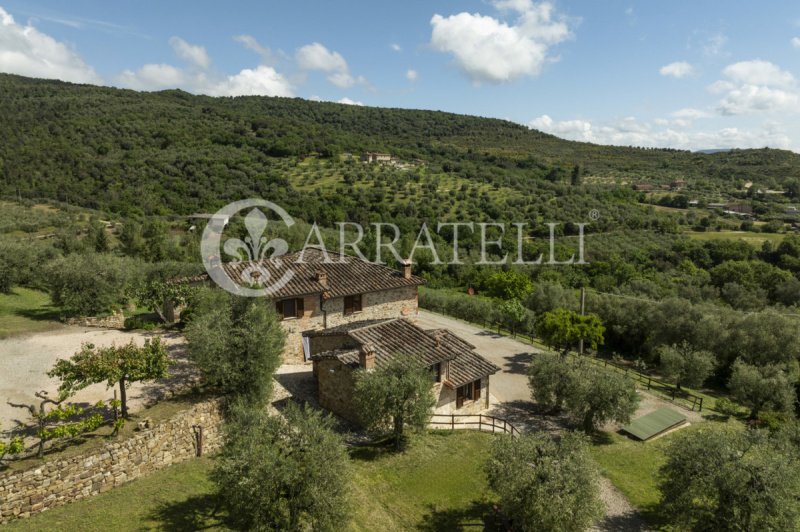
[276,298,304,320]
[455,379,482,408]
[343,294,362,316]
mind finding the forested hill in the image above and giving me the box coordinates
[1,73,799,218]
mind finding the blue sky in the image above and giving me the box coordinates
[2,1,800,151]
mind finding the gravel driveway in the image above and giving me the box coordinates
[0,327,194,431]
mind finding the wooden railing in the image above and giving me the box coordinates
[429,413,521,438]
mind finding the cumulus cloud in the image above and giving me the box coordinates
[168,36,210,69]
[117,64,187,90]
[430,0,572,83]
[295,42,347,72]
[708,60,800,116]
[205,65,293,97]
[722,60,795,88]
[529,113,793,151]
[117,35,293,97]
[337,97,363,106]
[295,42,366,89]
[0,7,100,83]
[659,61,694,79]
[406,69,418,81]
[792,37,800,49]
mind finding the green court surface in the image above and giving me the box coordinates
[622,407,687,441]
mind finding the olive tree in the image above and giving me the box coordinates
[212,402,350,531]
[485,432,604,532]
[656,341,715,391]
[728,360,796,419]
[529,353,639,432]
[184,289,285,405]
[658,426,800,530]
[353,360,435,450]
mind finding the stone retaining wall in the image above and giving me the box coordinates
[0,397,224,524]
[65,310,125,329]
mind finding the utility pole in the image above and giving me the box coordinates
[579,287,586,356]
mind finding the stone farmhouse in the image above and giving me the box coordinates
[179,248,426,363]
[308,318,500,422]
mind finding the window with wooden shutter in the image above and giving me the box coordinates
[473,379,481,400]
[343,294,362,316]
[276,298,302,320]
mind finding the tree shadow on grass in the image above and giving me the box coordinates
[147,493,228,531]
[14,305,61,322]
[418,500,502,531]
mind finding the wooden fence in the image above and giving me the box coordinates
[429,413,521,438]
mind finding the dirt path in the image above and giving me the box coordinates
[0,327,195,431]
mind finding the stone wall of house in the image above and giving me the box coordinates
[280,286,419,363]
[0,397,224,524]
[65,310,125,329]
[433,378,490,415]
[315,358,359,423]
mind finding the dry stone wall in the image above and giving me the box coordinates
[0,397,224,524]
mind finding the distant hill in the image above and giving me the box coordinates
[1,73,799,220]
[695,149,733,155]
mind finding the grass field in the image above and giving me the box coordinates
[0,287,62,338]
[5,430,497,531]
[686,230,786,247]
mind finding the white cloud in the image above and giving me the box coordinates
[0,7,100,83]
[337,97,363,106]
[672,108,711,119]
[295,42,366,89]
[430,1,572,83]
[792,37,800,49]
[117,36,293,97]
[722,60,795,88]
[406,69,418,81]
[707,60,800,116]
[327,72,366,88]
[296,42,348,72]
[206,65,293,97]
[659,61,694,79]
[117,64,186,90]
[168,36,210,69]
[234,35,275,64]
[717,85,799,116]
[390,43,402,52]
[529,114,794,151]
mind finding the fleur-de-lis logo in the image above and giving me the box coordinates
[223,208,289,262]
[200,199,295,297]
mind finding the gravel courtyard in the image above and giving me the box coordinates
[0,327,194,431]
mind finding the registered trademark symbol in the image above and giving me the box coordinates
[589,209,600,221]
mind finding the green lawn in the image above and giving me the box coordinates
[5,430,497,531]
[687,230,785,247]
[0,287,62,339]
[589,420,735,526]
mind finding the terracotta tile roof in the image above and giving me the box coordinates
[174,247,425,299]
[309,318,499,387]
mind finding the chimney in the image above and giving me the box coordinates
[400,259,412,280]
[359,343,376,370]
[315,269,328,288]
